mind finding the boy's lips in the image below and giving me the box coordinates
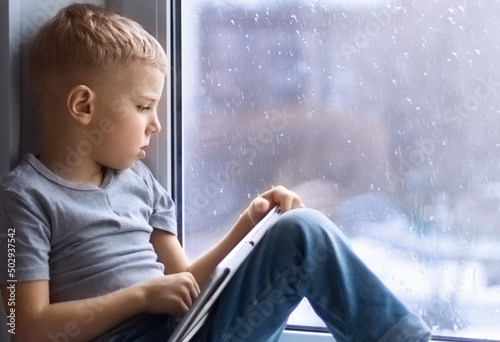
[139,146,148,158]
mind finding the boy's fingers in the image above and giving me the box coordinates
[249,186,305,224]
[178,274,200,314]
[292,193,305,209]
[278,193,293,212]
[188,272,200,294]
[186,273,200,299]
[268,186,303,212]
[247,198,270,224]
[253,197,270,212]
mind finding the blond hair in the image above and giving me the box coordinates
[30,3,167,94]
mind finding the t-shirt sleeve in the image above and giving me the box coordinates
[133,162,178,235]
[0,190,51,285]
[149,181,177,235]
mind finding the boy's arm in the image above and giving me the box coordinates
[152,186,304,288]
[1,280,144,342]
[151,211,256,287]
[187,209,260,287]
[1,275,199,342]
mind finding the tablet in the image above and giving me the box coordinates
[167,207,282,342]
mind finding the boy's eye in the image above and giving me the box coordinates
[137,105,151,112]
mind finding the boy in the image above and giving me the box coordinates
[0,3,431,341]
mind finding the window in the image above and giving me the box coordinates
[179,0,500,340]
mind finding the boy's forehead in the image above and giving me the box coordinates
[125,63,165,84]
[101,64,165,95]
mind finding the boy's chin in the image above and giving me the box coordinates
[99,158,137,171]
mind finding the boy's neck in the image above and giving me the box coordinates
[38,121,107,186]
[38,151,105,187]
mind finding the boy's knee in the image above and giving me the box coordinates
[271,208,328,239]
[271,208,348,248]
[277,208,332,231]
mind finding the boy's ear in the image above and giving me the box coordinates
[67,85,95,125]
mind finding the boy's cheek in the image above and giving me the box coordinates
[109,96,130,119]
[82,118,116,148]
[99,118,115,134]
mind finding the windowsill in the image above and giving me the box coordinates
[279,330,335,341]
[279,330,500,342]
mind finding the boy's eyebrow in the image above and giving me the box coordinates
[136,95,158,103]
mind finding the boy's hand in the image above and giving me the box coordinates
[142,272,200,317]
[247,185,305,225]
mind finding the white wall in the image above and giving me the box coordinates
[0,0,106,181]
[0,0,21,181]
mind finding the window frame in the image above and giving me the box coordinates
[167,0,500,342]
[170,0,184,246]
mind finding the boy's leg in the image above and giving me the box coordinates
[100,314,177,342]
[194,208,431,342]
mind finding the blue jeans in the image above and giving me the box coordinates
[106,208,431,342]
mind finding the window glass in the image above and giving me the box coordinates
[181,0,500,338]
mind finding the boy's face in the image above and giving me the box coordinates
[89,63,165,170]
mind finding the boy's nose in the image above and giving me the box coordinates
[148,114,162,135]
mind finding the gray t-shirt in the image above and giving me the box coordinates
[0,154,177,304]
